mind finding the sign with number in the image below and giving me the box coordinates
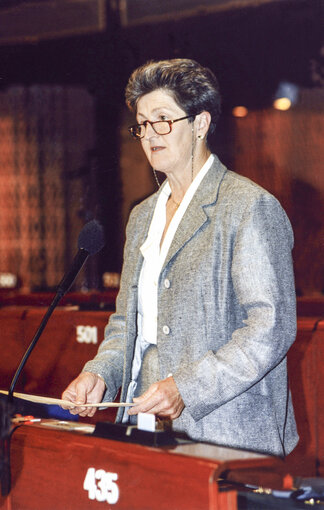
[76,325,98,344]
[83,467,119,504]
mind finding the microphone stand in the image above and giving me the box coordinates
[8,247,89,400]
[8,292,63,401]
[1,291,65,497]
[0,397,14,497]
[0,220,104,497]
[1,254,88,496]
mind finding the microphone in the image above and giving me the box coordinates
[8,219,105,399]
[57,219,105,298]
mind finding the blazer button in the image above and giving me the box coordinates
[164,278,171,289]
[162,325,170,335]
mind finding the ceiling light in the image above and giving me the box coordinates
[232,106,248,117]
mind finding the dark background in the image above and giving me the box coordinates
[0,0,323,294]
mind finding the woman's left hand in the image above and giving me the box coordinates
[128,376,184,420]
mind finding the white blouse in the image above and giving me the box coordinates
[122,154,215,419]
[138,154,214,344]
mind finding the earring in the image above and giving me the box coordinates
[197,134,204,140]
[152,168,161,188]
[191,125,194,182]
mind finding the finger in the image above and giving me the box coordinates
[75,386,88,406]
[78,408,93,417]
[149,404,182,420]
[61,389,77,409]
[61,402,73,410]
[128,393,162,415]
[129,402,172,418]
[68,404,87,415]
[87,407,97,418]
[80,405,97,418]
[130,394,184,418]
[132,384,157,403]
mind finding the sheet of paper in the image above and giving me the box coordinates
[0,390,135,408]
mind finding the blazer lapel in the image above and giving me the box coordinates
[162,157,227,271]
[128,190,161,289]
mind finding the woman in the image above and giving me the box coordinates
[62,59,298,456]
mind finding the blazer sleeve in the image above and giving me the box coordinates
[173,193,297,422]
[82,208,139,402]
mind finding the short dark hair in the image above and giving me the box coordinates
[125,58,222,135]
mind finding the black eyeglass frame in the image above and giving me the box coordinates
[128,115,195,139]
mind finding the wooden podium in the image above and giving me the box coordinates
[0,420,284,510]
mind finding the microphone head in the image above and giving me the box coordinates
[78,219,105,255]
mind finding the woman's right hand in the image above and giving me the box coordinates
[61,371,106,417]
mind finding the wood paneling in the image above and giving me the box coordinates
[229,89,324,296]
[0,306,116,423]
[286,317,324,476]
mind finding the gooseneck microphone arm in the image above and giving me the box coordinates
[8,248,88,400]
[7,220,105,400]
[8,292,62,401]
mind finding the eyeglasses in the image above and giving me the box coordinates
[128,115,194,140]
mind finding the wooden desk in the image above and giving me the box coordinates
[1,304,324,480]
[0,420,282,510]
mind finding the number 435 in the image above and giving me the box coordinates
[83,467,119,504]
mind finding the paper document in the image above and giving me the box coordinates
[0,390,135,408]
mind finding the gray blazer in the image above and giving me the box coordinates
[84,155,299,456]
